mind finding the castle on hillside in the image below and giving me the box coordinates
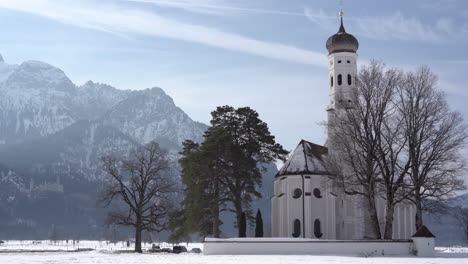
[271,13,416,240]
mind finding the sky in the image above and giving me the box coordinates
[0,0,467,153]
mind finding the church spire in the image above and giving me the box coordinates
[338,0,346,33]
[338,16,346,33]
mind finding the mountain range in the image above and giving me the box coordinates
[0,55,276,240]
[0,55,212,239]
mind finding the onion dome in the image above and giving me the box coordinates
[326,16,359,54]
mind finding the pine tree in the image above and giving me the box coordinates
[255,209,263,237]
[210,106,288,237]
[173,106,288,239]
[172,128,232,239]
[239,212,247,238]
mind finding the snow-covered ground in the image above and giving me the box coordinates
[0,240,198,252]
[0,241,467,264]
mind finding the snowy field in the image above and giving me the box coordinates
[0,240,467,264]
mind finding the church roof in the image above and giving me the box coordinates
[276,140,329,177]
[412,225,436,238]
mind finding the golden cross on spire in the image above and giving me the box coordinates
[339,0,344,17]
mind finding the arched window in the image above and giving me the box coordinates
[338,60,342,64]
[292,219,301,238]
[348,74,352,85]
[313,188,322,198]
[338,74,342,86]
[293,188,302,199]
[330,76,334,87]
[314,219,323,238]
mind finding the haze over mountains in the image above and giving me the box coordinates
[0,55,211,239]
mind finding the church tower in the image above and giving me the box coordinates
[326,12,359,112]
[272,8,416,241]
[325,11,364,240]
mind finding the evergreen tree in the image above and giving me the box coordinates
[210,106,288,237]
[239,212,247,238]
[255,209,263,237]
[172,106,287,239]
[172,128,232,238]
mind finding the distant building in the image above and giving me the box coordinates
[271,14,415,240]
[23,175,64,194]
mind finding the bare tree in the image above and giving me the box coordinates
[453,206,468,244]
[327,62,404,239]
[98,141,175,253]
[398,66,467,229]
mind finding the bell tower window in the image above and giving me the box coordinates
[330,76,334,87]
[348,74,352,85]
[338,74,342,86]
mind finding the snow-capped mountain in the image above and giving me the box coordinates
[0,61,78,144]
[0,54,209,238]
[100,87,206,148]
[0,54,275,240]
[0,57,206,147]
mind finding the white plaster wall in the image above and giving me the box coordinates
[272,174,336,239]
[306,175,336,239]
[279,193,287,236]
[335,192,362,240]
[374,196,416,239]
[412,237,435,257]
[392,202,416,239]
[204,239,413,256]
[327,52,358,110]
[271,195,278,237]
[285,175,304,237]
[304,177,312,238]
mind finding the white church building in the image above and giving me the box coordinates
[271,15,416,240]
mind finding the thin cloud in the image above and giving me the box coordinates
[127,0,304,16]
[305,8,441,42]
[0,0,326,66]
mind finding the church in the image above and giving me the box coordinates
[271,13,416,240]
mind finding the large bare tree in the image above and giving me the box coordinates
[99,141,175,253]
[328,62,467,239]
[398,66,467,229]
[327,62,405,239]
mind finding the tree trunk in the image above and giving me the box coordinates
[366,193,382,239]
[383,197,395,239]
[414,190,423,230]
[212,176,221,238]
[239,212,247,238]
[234,196,243,237]
[134,217,143,253]
[212,202,220,238]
